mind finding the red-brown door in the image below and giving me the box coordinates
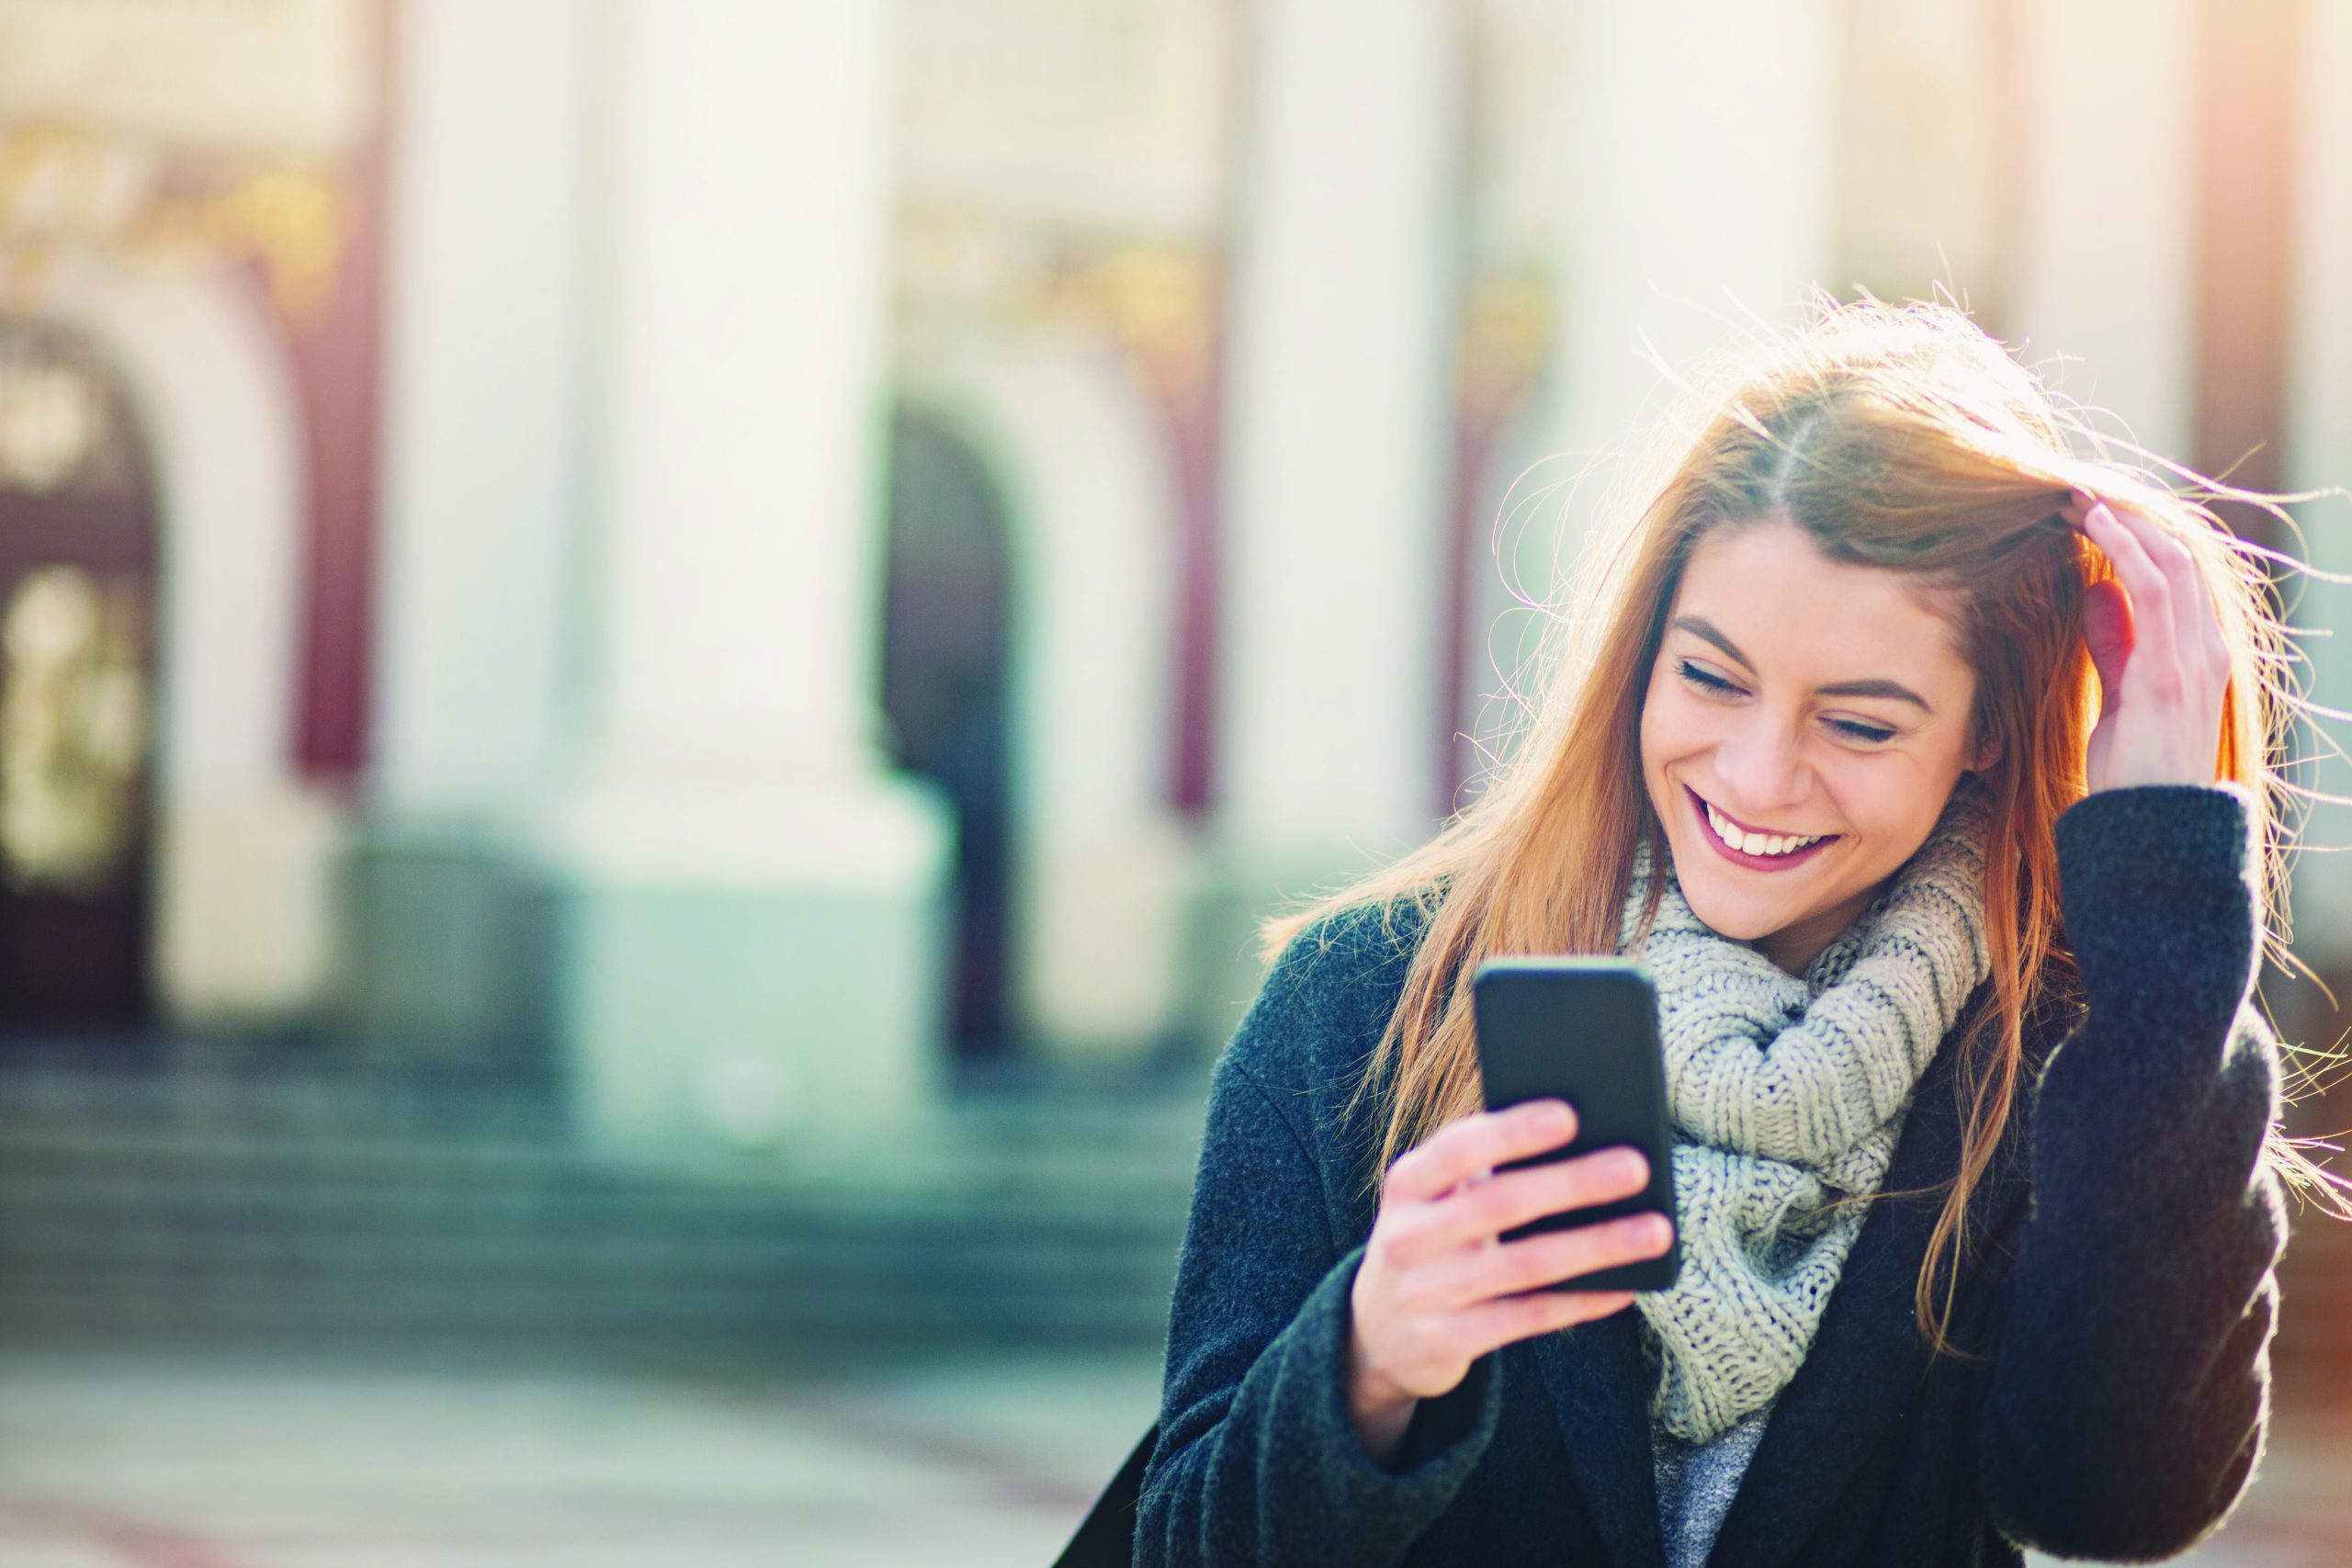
[0,326,160,1029]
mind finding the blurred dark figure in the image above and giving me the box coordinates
[879,408,1016,1062]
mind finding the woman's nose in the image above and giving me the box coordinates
[1716,717,1809,817]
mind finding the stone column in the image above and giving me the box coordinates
[537,0,948,1156]
[2010,0,2199,460]
[2286,0,2352,968]
[359,0,588,1059]
[1534,0,1838,570]
[377,0,580,814]
[1200,0,1461,1040]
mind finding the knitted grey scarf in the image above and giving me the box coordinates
[1616,772,1996,1443]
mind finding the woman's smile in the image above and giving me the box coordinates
[1683,781,1841,872]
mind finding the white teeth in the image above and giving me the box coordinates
[1705,799,1823,857]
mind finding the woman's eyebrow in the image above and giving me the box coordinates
[1669,615,1934,713]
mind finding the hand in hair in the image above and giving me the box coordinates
[1344,1098,1671,1470]
[2063,491,2232,793]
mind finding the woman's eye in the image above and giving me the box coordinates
[1675,659,1736,694]
[1674,660,1895,745]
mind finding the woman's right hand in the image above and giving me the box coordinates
[1344,1098,1672,1467]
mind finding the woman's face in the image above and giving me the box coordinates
[1638,516,1997,976]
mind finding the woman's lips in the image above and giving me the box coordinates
[1684,782,1838,871]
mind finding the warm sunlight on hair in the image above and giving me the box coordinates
[1263,293,2352,1361]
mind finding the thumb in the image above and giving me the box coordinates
[2081,579,2132,719]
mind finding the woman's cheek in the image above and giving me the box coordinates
[1657,694,1712,751]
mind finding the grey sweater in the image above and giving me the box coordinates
[1654,1393,1774,1566]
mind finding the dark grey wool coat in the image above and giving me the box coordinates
[1136,784,2290,1568]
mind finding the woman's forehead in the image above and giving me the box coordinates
[1672,524,1973,683]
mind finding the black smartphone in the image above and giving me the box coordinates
[1471,956,1679,1292]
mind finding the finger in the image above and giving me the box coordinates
[1432,1167,1494,1213]
[1414,1211,1675,1312]
[2081,502,2173,656]
[2079,504,2177,702]
[2103,502,2207,689]
[1384,1100,1577,1206]
[1442,1168,1491,1198]
[1454,1286,1639,1360]
[1391,1145,1652,1263]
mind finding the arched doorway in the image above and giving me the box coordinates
[878,409,1016,1063]
[0,321,161,1029]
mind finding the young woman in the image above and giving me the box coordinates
[1131,299,2348,1567]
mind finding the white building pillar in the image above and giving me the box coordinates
[1216,0,1459,863]
[1533,0,1838,579]
[357,0,589,1058]
[2286,0,2352,965]
[1200,0,1460,1032]
[376,0,580,816]
[538,0,948,1156]
[2010,0,2199,460]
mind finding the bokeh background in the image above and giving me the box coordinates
[0,0,2346,1563]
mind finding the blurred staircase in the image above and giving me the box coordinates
[0,1052,1209,1359]
[2,1051,2345,1373]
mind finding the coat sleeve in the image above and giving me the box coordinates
[1976,783,2290,1562]
[1135,915,1503,1568]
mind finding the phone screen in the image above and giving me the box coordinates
[1471,956,1679,1292]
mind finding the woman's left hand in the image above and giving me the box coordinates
[2064,490,2230,794]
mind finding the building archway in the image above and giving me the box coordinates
[28,255,338,1026]
[892,336,1195,1066]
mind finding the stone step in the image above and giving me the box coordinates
[0,1140,1202,1221]
[0,1066,1210,1354]
[7,1063,2338,1366]
[0,1082,1214,1199]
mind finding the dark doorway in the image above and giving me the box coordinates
[878,409,1016,1061]
[0,321,161,1030]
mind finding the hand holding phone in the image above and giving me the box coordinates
[1472,957,1679,1292]
[1343,1097,1673,1468]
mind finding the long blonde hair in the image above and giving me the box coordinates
[1261,295,2351,1360]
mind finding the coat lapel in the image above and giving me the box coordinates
[1532,1305,1668,1568]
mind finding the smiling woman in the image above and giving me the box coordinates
[1118,295,2352,1568]
[1643,521,2000,976]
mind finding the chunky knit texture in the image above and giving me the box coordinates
[1623,772,1997,1441]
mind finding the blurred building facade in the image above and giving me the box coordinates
[0,0,2345,1169]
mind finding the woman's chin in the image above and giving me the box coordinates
[1674,859,1803,942]
[1681,889,1781,944]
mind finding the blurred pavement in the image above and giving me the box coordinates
[0,1350,2340,1566]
